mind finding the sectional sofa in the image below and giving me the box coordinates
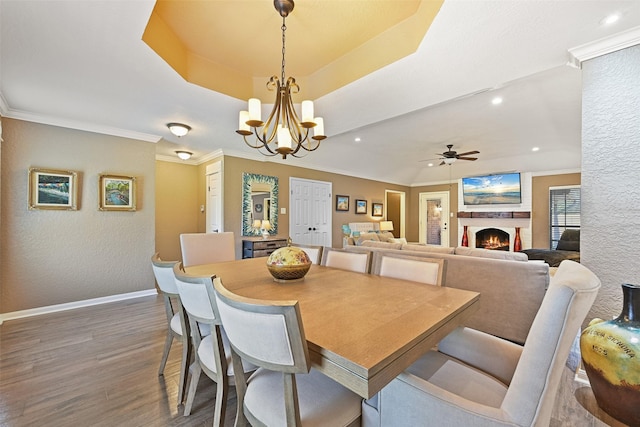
[343,239,550,345]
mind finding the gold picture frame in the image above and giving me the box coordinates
[28,167,79,210]
[99,174,136,211]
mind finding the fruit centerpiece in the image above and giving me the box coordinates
[266,246,311,282]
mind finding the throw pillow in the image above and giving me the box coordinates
[556,240,580,251]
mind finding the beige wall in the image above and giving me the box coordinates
[155,160,200,261]
[0,119,156,314]
[192,155,410,259]
[530,173,581,248]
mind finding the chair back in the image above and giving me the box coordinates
[151,253,179,295]
[179,232,235,267]
[322,248,371,273]
[502,260,600,426]
[213,277,310,374]
[372,252,444,286]
[291,243,323,264]
[172,263,220,326]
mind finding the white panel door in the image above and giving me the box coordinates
[290,178,332,247]
[419,191,450,246]
[206,161,223,233]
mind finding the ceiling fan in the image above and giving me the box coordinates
[436,144,480,165]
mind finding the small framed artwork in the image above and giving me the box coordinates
[372,202,383,217]
[99,174,136,211]
[29,167,79,210]
[355,199,367,214]
[336,195,349,211]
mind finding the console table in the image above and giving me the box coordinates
[242,237,288,258]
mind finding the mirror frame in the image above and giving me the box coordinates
[242,172,279,237]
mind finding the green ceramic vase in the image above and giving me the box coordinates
[580,283,640,426]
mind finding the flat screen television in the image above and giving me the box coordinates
[462,172,522,205]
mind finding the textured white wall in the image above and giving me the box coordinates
[0,119,155,313]
[582,44,640,321]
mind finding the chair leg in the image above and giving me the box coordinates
[158,330,174,376]
[183,361,201,416]
[212,374,229,427]
[177,337,192,405]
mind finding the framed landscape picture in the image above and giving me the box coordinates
[28,167,79,210]
[99,174,136,211]
[372,202,383,217]
[336,195,349,211]
[355,199,367,214]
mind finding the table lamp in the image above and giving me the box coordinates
[380,221,394,232]
[260,219,272,239]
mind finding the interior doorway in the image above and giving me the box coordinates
[385,190,405,238]
[205,160,223,233]
[419,191,450,246]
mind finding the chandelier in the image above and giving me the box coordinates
[236,0,326,159]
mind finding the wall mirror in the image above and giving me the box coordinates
[242,173,279,236]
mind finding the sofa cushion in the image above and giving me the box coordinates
[454,246,528,261]
[402,244,455,254]
[379,231,395,242]
[389,237,408,244]
[361,240,403,250]
[355,232,380,246]
[556,239,579,251]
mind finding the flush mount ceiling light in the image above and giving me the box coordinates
[175,150,193,160]
[236,0,326,159]
[167,122,191,137]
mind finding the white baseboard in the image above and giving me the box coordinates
[0,289,158,324]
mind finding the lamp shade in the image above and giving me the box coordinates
[380,221,394,231]
[261,220,272,231]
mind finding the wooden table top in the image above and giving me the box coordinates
[186,257,480,398]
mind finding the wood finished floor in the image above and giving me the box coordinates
[0,295,237,427]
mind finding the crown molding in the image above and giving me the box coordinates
[568,25,640,67]
[1,107,162,143]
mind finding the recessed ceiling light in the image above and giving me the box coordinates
[491,97,503,105]
[601,13,621,26]
[354,137,361,142]
[532,147,540,152]
[427,163,434,167]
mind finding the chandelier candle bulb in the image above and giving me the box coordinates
[277,125,292,150]
[313,117,326,140]
[301,100,314,123]
[238,111,250,133]
[248,98,262,124]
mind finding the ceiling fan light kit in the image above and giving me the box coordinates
[438,144,480,166]
[235,0,326,159]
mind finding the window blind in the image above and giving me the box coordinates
[549,186,581,249]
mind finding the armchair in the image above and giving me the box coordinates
[363,260,600,427]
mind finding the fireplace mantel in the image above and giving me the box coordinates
[457,211,530,219]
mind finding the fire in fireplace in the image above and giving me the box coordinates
[476,228,510,251]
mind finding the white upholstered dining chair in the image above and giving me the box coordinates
[371,252,445,286]
[321,247,371,273]
[291,242,324,265]
[173,263,255,426]
[151,253,193,406]
[362,260,601,427]
[179,232,235,267]
[213,277,362,427]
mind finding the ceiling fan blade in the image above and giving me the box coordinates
[457,157,478,161]
[456,150,480,157]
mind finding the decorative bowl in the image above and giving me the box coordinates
[266,246,311,282]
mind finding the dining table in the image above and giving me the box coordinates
[186,257,480,399]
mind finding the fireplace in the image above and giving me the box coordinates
[475,228,510,251]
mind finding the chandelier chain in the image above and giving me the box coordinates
[281,17,287,83]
